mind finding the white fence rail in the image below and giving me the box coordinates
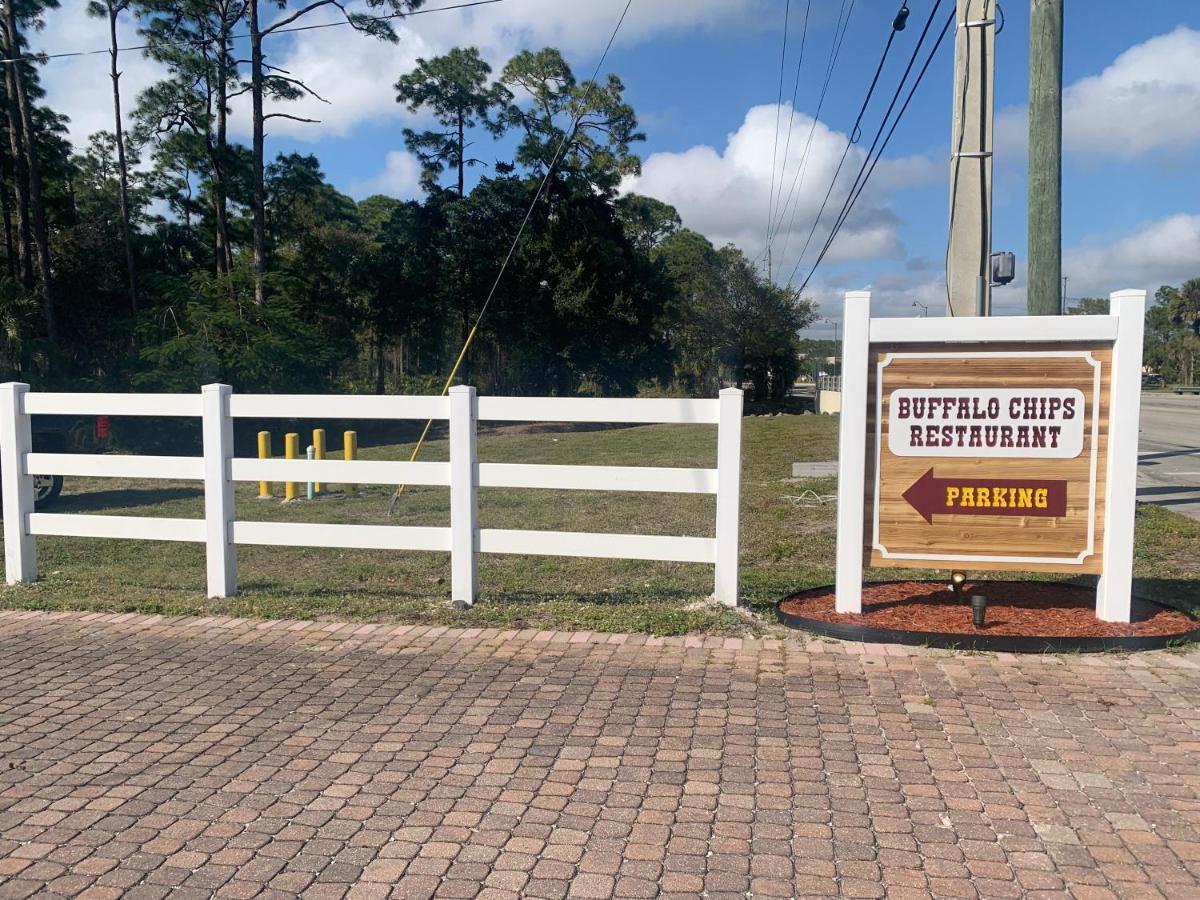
[0,383,743,608]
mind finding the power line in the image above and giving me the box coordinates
[390,0,635,511]
[796,7,953,294]
[765,0,792,271]
[766,0,855,252]
[768,0,857,273]
[766,0,812,256]
[3,0,507,65]
[768,0,852,247]
[794,6,954,294]
[786,0,941,289]
[786,2,912,288]
[976,0,992,308]
[824,1,943,245]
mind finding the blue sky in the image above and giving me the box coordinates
[39,1,1200,337]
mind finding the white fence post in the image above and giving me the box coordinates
[713,387,743,606]
[0,382,36,584]
[449,384,478,608]
[835,291,871,613]
[1096,289,1146,622]
[202,383,236,598]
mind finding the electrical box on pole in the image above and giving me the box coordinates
[946,0,996,317]
[991,251,1016,286]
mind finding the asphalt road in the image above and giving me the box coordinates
[1138,392,1200,520]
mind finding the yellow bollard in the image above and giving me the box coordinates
[344,430,358,494]
[312,428,326,495]
[257,431,273,499]
[285,432,299,501]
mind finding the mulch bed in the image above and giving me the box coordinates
[778,581,1198,639]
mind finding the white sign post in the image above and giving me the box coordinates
[835,289,1146,622]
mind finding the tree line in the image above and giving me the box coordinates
[0,0,814,404]
[1069,280,1200,386]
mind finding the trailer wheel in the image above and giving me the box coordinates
[33,474,63,508]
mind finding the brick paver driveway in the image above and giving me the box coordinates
[2,611,1200,899]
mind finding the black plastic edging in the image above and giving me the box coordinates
[774,583,1200,653]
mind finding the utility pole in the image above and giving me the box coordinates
[1028,0,1063,315]
[946,0,996,317]
[823,317,839,347]
[823,317,840,373]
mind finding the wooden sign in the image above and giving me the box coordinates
[834,290,1146,623]
[869,348,1108,573]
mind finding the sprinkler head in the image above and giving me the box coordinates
[950,571,967,596]
[970,594,988,628]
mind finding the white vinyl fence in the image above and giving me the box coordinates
[0,384,743,607]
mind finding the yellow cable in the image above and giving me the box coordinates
[385,0,633,515]
[393,324,479,501]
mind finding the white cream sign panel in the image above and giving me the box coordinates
[888,388,1086,459]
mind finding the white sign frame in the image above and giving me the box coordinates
[835,289,1146,623]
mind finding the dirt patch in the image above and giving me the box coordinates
[778,581,1198,638]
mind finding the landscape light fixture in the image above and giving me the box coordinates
[950,571,967,598]
[970,594,988,628]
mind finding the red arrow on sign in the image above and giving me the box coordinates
[901,468,1068,525]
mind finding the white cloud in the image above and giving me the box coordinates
[1063,213,1200,296]
[349,150,423,199]
[33,6,168,151]
[249,0,767,141]
[868,270,949,318]
[868,153,940,193]
[36,0,766,148]
[804,211,1200,338]
[432,0,767,55]
[993,106,1027,160]
[797,267,949,340]
[994,27,1200,162]
[621,103,937,283]
[1064,26,1200,159]
[248,19,431,140]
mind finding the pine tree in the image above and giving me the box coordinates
[88,0,138,312]
[244,0,424,304]
[395,47,509,196]
[136,0,247,277]
[0,0,60,339]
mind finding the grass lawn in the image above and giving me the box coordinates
[2,413,1197,635]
